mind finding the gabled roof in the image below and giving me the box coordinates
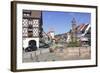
[77,24,90,33]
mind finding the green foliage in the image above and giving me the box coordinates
[67,41,80,47]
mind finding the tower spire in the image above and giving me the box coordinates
[72,17,76,24]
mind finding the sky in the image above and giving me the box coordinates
[42,11,91,35]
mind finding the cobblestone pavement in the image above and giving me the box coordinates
[23,47,91,63]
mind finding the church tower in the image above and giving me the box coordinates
[71,17,77,42]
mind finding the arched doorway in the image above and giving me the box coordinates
[25,40,37,52]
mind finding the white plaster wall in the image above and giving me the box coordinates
[50,32,55,39]
[67,34,71,43]
[23,38,39,48]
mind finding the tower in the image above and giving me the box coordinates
[71,17,77,42]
